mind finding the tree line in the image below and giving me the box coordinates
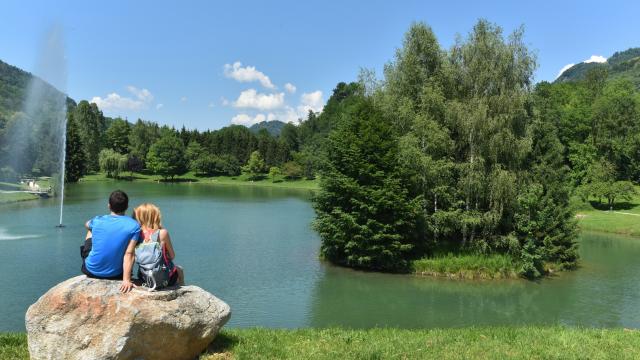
[58,99,338,182]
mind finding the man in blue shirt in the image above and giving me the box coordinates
[81,190,141,293]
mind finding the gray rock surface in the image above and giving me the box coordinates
[26,275,231,360]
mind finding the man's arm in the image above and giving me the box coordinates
[119,240,137,293]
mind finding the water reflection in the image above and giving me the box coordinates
[309,232,640,329]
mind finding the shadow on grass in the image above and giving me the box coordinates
[589,200,636,211]
[203,332,240,358]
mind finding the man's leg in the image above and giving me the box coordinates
[80,230,94,276]
[176,266,185,286]
[80,231,92,259]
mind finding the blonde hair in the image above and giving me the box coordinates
[133,203,163,231]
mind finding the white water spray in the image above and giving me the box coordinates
[58,102,67,227]
[8,25,68,227]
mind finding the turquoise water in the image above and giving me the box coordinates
[1,181,640,331]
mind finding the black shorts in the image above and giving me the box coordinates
[80,238,123,281]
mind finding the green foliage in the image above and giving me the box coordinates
[185,140,205,169]
[268,166,281,182]
[98,149,127,178]
[579,158,638,210]
[104,117,130,154]
[64,111,86,182]
[412,253,518,279]
[282,161,303,179]
[128,119,160,162]
[312,20,579,276]
[192,154,241,176]
[75,100,106,171]
[242,151,266,180]
[314,96,424,272]
[146,133,187,180]
[519,238,544,279]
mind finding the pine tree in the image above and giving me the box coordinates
[313,95,423,272]
[64,112,87,182]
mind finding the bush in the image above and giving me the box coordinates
[282,161,303,180]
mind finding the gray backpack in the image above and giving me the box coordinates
[135,230,174,291]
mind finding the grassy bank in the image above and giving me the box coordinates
[5,327,640,359]
[575,188,640,237]
[412,253,520,280]
[0,192,38,204]
[81,172,319,190]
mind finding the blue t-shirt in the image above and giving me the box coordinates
[85,214,141,277]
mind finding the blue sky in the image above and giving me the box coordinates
[1,0,638,130]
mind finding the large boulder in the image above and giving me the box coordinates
[26,276,231,360]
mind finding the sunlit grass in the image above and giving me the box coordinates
[0,192,38,204]
[412,253,519,279]
[575,186,640,237]
[0,333,28,360]
[6,327,640,360]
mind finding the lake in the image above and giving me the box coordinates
[1,181,639,331]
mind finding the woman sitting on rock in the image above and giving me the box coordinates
[133,203,184,289]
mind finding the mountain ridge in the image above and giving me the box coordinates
[248,120,286,136]
[555,47,640,87]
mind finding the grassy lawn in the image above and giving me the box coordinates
[5,327,640,359]
[0,192,38,204]
[575,187,640,236]
[81,172,319,190]
[412,253,520,280]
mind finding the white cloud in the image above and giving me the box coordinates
[221,97,230,106]
[180,96,188,102]
[297,90,324,115]
[252,91,325,125]
[231,113,267,126]
[556,63,575,79]
[224,61,275,89]
[233,89,285,110]
[91,86,154,111]
[584,55,607,63]
[284,83,296,94]
[126,86,154,102]
[156,103,164,110]
[208,102,215,108]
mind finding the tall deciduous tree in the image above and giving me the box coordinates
[146,133,187,180]
[105,117,131,154]
[242,151,265,180]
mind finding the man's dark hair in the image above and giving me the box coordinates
[109,190,129,214]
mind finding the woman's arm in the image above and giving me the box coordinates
[160,229,176,260]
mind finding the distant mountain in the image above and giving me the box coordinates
[0,59,75,122]
[556,48,640,88]
[248,120,286,136]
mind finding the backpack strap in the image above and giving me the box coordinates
[150,229,160,243]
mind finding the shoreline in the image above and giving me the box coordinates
[4,327,640,359]
[0,192,39,205]
[80,172,319,190]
